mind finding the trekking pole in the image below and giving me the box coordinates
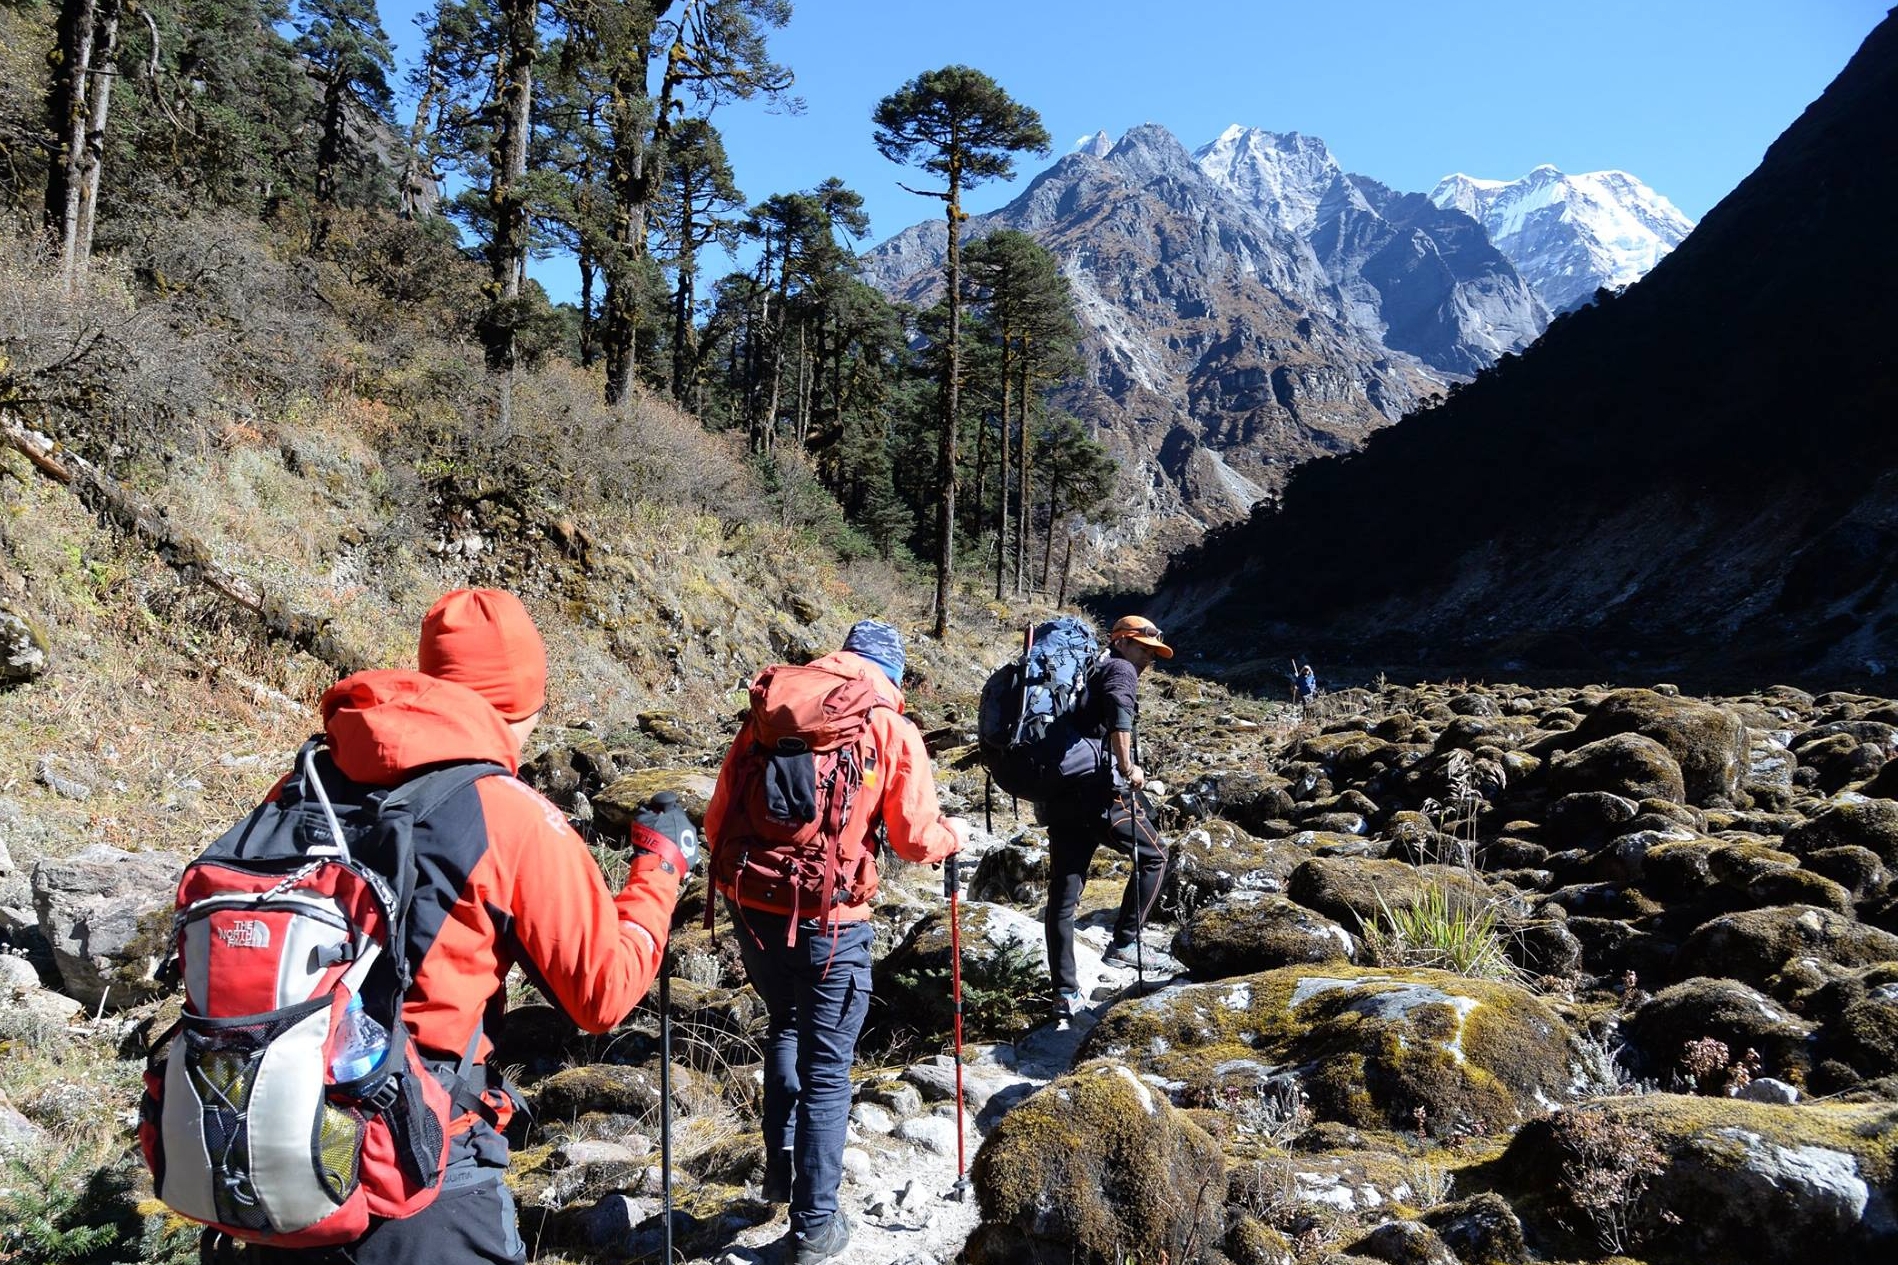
[659,950,674,1262]
[944,852,970,1201]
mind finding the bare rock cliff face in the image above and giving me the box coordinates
[862,125,1437,543]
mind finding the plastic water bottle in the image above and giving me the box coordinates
[331,993,389,1082]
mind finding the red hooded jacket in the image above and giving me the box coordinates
[312,669,681,1128]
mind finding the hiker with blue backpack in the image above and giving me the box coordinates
[975,614,1173,1028]
[1042,615,1173,1022]
[140,589,698,1265]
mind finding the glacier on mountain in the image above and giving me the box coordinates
[1430,166,1695,313]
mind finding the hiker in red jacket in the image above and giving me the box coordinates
[703,619,968,1264]
[246,589,695,1264]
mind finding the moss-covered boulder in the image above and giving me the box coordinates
[1344,1220,1457,1265]
[1622,977,1815,1084]
[1497,1095,1898,1265]
[1549,733,1686,804]
[1571,689,1750,806]
[1419,1192,1527,1264]
[1190,770,1297,835]
[527,1061,697,1123]
[1167,820,1306,920]
[592,768,718,835]
[1787,800,1898,867]
[1815,986,1898,1083]
[1286,857,1499,929]
[964,1061,1226,1265]
[1081,966,1579,1135]
[1675,905,1898,991]
[1224,1214,1297,1265]
[1173,893,1355,980]
[969,841,1051,906]
[872,902,1048,1041]
[1543,792,1640,849]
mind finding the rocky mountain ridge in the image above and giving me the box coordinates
[1431,164,1696,313]
[863,123,1437,540]
[1156,11,1898,689]
[865,122,1681,563]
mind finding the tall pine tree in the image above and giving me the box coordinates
[872,65,1047,637]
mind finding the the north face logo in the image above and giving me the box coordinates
[217,919,271,949]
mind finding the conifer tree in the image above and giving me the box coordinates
[1032,412,1116,593]
[657,116,741,400]
[295,0,395,248]
[872,65,1048,636]
[963,229,1077,597]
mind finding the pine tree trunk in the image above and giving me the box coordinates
[71,0,118,279]
[995,330,1012,600]
[1040,476,1062,592]
[1015,351,1032,595]
[401,47,445,220]
[45,0,99,288]
[579,254,597,367]
[605,25,683,406]
[482,0,535,398]
[670,191,695,401]
[1057,531,1074,607]
[311,72,345,250]
[934,164,963,640]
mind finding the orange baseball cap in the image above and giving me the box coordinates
[1109,615,1173,659]
[419,589,548,721]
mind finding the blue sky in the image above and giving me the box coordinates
[377,0,1890,301]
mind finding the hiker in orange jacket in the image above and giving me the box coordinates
[248,589,695,1265]
[703,619,968,1264]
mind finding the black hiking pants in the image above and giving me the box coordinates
[1043,804,1167,995]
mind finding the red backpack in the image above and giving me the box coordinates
[139,742,501,1248]
[709,660,893,942]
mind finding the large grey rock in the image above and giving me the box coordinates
[0,605,49,684]
[31,844,181,1011]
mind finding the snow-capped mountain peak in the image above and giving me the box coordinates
[1192,125,1344,235]
[1429,166,1695,312]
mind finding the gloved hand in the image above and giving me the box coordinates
[630,791,699,877]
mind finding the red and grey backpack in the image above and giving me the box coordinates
[139,741,504,1248]
[708,660,893,942]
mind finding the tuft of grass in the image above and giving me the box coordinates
[1358,883,1517,980]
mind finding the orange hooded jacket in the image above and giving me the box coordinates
[311,669,681,1129]
[702,649,959,922]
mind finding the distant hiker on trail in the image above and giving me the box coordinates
[703,619,969,1264]
[1042,615,1172,1026]
[1298,662,1318,703]
[142,589,697,1265]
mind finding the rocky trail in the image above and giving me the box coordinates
[7,676,1898,1264]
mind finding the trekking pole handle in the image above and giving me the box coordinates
[943,851,960,900]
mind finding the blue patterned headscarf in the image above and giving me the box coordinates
[843,619,905,686]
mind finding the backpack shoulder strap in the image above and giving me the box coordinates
[373,760,509,988]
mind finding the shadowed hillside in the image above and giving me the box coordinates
[1157,10,1898,688]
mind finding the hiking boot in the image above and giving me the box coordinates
[791,1214,852,1264]
[761,1148,792,1203]
[1052,988,1084,1030]
[1102,937,1144,968]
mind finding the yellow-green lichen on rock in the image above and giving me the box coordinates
[965,1060,1227,1265]
[1080,966,1579,1136]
